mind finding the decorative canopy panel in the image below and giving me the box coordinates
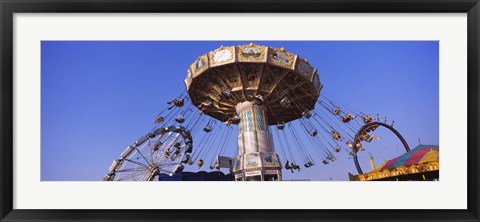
[185,43,323,125]
[374,145,439,172]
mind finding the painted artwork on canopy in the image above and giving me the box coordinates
[262,153,278,167]
[245,153,260,168]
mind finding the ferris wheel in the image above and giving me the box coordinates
[103,126,193,181]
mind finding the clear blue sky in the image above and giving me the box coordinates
[41,41,439,181]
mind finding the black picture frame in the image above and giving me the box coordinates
[1,0,479,221]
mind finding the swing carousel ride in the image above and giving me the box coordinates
[103,43,410,181]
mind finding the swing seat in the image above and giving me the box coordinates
[280,97,291,108]
[363,115,373,124]
[221,91,232,98]
[292,164,300,170]
[332,108,341,115]
[197,160,204,168]
[232,115,241,123]
[203,127,212,132]
[199,100,213,112]
[154,116,165,124]
[342,117,351,123]
[253,95,264,105]
[346,141,354,148]
[309,129,318,137]
[355,143,365,151]
[331,131,342,140]
[285,164,292,169]
[342,114,355,123]
[302,110,312,119]
[175,115,185,123]
[203,99,213,106]
[169,98,183,105]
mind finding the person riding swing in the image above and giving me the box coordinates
[331,131,342,140]
[253,94,264,105]
[219,90,233,100]
[197,159,204,168]
[341,113,356,123]
[292,163,300,172]
[225,114,240,126]
[167,98,184,110]
[198,99,213,114]
[362,114,374,124]
[284,160,294,173]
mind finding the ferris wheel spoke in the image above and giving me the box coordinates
[147,139,155,163]
[134,173,149,181]
[123,158,150,168]
[151,148,166,164]
[134,146,151,165]
[149,139,163,164]
[141,170,156,181]
[131,173,145,181]
[158,168,175,175]
[156,162,181,167]
[115,167,149,173]
[165,134,181,150]
[153,134,182,164]
[117,170,149,181]
[134,171,151,181]
[147,171,159,181]
[161,132,173,145]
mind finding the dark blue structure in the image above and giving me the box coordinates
[158,171,234,181]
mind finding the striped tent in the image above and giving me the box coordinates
[374,144,439,171]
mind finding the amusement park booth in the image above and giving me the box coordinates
[349,144,439,181]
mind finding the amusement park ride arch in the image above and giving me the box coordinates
[352,121,411,174]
